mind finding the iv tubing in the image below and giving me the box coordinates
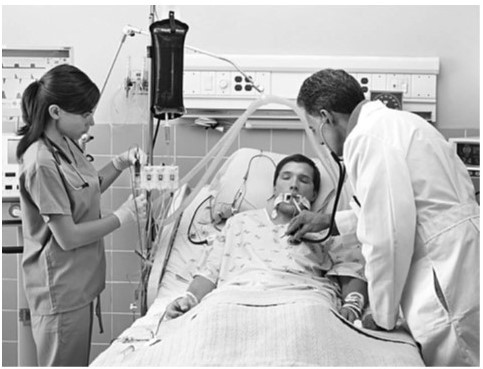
[184,45,264,94]
[100,34,128,99]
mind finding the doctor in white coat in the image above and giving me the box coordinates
[287,69,479,366]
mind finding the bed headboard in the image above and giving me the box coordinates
[210,147,347,216]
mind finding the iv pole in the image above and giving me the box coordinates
[147,6,155,167]
[138,4,156,317]
[99,7,264,316]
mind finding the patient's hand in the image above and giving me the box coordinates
[340,305,359,323]
[165,293,198,319]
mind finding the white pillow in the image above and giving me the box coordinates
[209,148,341,219]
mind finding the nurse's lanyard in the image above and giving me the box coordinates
[43,135,90,190]
[303,122,346,244]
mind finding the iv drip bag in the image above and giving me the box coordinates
[149,12,189,120]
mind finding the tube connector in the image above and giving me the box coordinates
[123,25,149,37]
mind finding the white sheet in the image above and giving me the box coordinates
[91,288,424,366]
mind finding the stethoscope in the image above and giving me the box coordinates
[301,121,346,244]
[43,135,90,190]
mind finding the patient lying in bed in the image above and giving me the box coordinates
[91,152,424,367]
[167,154,367,323]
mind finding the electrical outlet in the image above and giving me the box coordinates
[231,72,256,96]
[354,74,371,99]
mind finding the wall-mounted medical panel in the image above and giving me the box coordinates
[2,47,73,202]
[2,47,73,129]
[182,55,439,123]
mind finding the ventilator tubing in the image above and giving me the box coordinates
[157,94,346,228]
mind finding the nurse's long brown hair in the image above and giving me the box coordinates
[16,64,100,161]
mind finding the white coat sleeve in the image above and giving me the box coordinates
[345,133,416,330]
[335,208,358,236]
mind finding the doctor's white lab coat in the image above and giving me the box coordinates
[336,101,479,366]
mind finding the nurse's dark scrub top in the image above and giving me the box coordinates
[19,139,105,315]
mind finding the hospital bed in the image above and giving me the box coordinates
[90,147,425,367]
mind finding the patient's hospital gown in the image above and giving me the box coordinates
[196,208,365,303]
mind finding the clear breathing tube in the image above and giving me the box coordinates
[157,94,349,229]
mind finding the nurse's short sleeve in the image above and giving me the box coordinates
[26,165,71,218]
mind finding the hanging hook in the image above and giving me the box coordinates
[169,11,176,33]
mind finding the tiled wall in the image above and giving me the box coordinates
[2,226,20,367]
[2,118,480,365]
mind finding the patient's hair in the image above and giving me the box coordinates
[273,154,320,195]
[297,69,365,117]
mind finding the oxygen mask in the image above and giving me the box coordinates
[271,193,311,219]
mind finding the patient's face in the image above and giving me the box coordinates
[274,161,317,203]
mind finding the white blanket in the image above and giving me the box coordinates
[91,289,424,366]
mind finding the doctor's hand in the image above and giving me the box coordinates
[165,293,198,320]
[112,147,147,171]
[113,193,147,227]
[285,211,330,243]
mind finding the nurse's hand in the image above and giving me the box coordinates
[165,293,198,320]
[112,147,147,171]
[285,210,330,242]
[113,193,147,227]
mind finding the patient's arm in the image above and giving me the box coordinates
[340,276,368,301]
[338,276,368,323]
[166,276,216,319]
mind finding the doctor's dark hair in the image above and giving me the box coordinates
[297,69,365,116]
[16,64,100,160]
[273,154,320,195]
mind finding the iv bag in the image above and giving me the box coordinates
[149,12,189,120]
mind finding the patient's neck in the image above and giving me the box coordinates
[266,201,295,225]
[271,212,292,225]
